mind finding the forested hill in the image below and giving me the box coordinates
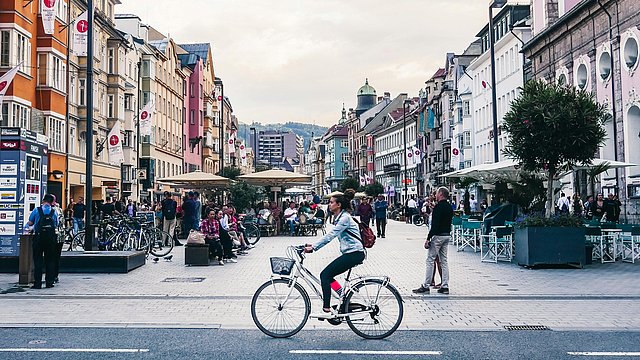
[237,122,329,149]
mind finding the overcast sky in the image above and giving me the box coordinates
[117,0,489,127]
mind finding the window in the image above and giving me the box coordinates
[4,102,31,129]
[190,110,195,124]
[182,107,186,124]
[190,82,194,97]
[1,30,10,67]
[200,84,203,99]
[68,126,76,156]
[124,94,132,110]
[463,131,471,147]
[200,110,203,126]
[108,48,114,73]
[16,31,31,74]
[47,117,65,152]
[623,36,639,69]
[341,139,348,148]
[341,153,349,162]
[79,131,86,158]
[79,79,86,106]
[108,95,114,118]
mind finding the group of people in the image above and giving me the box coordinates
[556,192,622,222]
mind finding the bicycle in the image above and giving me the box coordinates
[251,245,403,339]
[412,213,429,226]
[241,215,261,245]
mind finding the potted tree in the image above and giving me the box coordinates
[502,79,608,267]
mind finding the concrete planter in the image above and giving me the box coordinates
[514,226,586,268]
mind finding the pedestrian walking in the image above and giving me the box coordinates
[25,194,59,289]
[357,197,373,227]
[374,194,388,238]
[606,193,622,223]
[194,191,203,226]
[52,195,65,284]
[182,192,198,232]
[556,193,570,215]
[72,196,86,235]
[413,186,453,295]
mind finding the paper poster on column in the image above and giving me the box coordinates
[72,10,89,56]
[451,125,460,171]
[139,102,153,137]
[41,0,57,35]
[107,121,124,165]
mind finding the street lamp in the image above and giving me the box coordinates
[489,0,507,163]
[214,77,224,175]
[402,99,411,203]
[250,126,257,170]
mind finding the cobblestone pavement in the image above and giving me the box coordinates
[1,220,639,331]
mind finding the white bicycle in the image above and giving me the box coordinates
[251,245,404,339]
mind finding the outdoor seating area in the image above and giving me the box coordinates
[584,223,640,264]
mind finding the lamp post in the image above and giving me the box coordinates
[84,0,95,251]
[489,0,507,163]
[250,126,257,170]
[402,99,411,203]
[214,78,224,175]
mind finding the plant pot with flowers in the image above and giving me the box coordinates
[502,79,609,268]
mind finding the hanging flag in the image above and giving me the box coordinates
[359,175,365,186]
[451,125,460,171]
[107,121,124,166]
[427,108,435,129]
[139,101,154,137]
[41,0,57,35]
[239,141,247,166]
[413,146,422,164]
[406,147,414,164]
[72,10,89,56]
[365,174,372,185]
[0,63,21,103]
[323,184,331,195]
[228,131,236,153]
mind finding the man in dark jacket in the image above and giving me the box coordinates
[26,194,59,289]
[413,187,453,295]
[182,191,198,232]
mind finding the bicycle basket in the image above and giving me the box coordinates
[270,257,296,275]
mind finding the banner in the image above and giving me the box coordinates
[227,131,236,154]
[451,125,460,171]
[359,175,365,186]
[239,141,247,166]
[107,121,124,166]
[365,174,372,184]
[323,184,331,196]
[139,101,154,137]
[427,108,435,129]
[41,0,57,35]
[72,10,89,56]
[0,64,21,101]
[406,147,414,165]
[413,146,422,164]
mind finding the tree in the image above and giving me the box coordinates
[228,182,264,211]
[218,166,242,180]
[586,162,612,198]
[340,177,361,192]
[364,182,385,197]
[502,79,608,217]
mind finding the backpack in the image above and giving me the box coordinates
[36,207,56,242]
[352,218,376,249]
[560,201,569,213]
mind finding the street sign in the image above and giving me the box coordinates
[403,179,412,184]
[137,169,147,180]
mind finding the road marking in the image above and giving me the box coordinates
[290,350,442,355]
[568,352,640,356]
[0,348,149,353]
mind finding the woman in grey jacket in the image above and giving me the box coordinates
[304,189,365,316]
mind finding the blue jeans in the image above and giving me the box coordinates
[72,218,85,235]
[287,220,297,234]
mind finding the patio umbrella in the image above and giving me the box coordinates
[324,191,343,199]
[285,187,312,194]
[238,169,311,202]
[157,170,231,188]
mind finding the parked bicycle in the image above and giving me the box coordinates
[251,245,403,339]
[412,213,429,226]
[240,215,261,245]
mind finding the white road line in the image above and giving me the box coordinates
[0,348,150,353]
[290,350,442,355]
[568,352,640,356]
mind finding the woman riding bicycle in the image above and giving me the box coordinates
[304,189,365,317]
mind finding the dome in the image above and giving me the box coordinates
[357,78,376,96]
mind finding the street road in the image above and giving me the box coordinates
[1,328,639,359]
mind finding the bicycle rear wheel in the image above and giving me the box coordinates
[244,223,261,245]
[412,215,424,226]
[344,278,403,339]
[147,227,174,257]
[69,231,85,251]
[251,278,310,338]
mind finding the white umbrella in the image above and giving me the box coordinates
[285,187,312,194]
[157,170,231,188]
[238,169,311,202]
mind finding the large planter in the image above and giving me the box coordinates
[514,226,586,268]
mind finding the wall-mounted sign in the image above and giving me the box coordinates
[0,191,16,202]
[0,210,16,223]
[0,164,17,176]
[0,178,17,189]
[0,223,16,236]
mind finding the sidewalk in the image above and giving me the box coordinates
[1,220,639,331]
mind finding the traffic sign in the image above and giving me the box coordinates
[137,169,147,180]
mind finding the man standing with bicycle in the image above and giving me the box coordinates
[160,191,178,245]
[72,197,85,235]
[413,186,453,295]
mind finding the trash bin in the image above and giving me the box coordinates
[585,243,594,265]
[19,234,34,286]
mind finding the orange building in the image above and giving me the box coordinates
[0,0,69,206]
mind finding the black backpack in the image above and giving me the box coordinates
[37,207,56,241]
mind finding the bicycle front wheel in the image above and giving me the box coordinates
[69,231,85,251]
[244,224,261,245]
[251,278,310,338]
[412,215,424,226]
[344,278,404,339]
[147,227,174,257]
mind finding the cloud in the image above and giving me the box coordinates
[117,0,488,126]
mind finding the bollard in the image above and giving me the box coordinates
[19,234,34,286]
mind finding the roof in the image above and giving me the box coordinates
[179,43,210,62]
[149,39,168,52]
[177,53,199,70]
[357,78,376,96]
[430,68,446,79]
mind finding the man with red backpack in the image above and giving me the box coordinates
[25,194,59,289]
